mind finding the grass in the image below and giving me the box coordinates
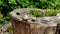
[45,9,60,16]
[30,9,60,17]
[30,10,42,17]
[8,25,13,34]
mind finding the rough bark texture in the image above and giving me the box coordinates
[9,8,59,34]
[11,17,57,34]
[56,24,60,34]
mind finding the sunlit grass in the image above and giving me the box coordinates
[30,9,60,17]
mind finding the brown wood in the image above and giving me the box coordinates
[10,8,58,34]
[11,17,57,34]
[56,24,60,34]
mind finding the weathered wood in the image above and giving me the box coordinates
[10,8,58,34]
[11,17,57,34]
[56,24,60,34]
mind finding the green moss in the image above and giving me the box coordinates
[0,18,5,23]
[30,10,42,17]
[8,25,13,34]
[46,10,60,16]
[30,10,60,17]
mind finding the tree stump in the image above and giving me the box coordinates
[10,8,58,34]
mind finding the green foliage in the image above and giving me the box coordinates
[8,25,13,34]
[30,10,42,17]
[5,13,10,21]
[30,9,60,17]
[8,0,17,4]
[0,0,60,12]
[0,0,60,13]
[46,9,60,16]
[0,18,5,23]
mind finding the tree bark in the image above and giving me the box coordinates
[11,17,56,34]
